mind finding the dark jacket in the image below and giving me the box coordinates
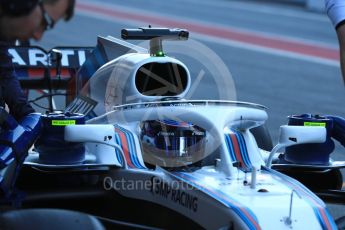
[0,44,35,121]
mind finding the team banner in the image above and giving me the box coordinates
[3,46,94,69]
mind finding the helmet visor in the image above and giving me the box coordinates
[140,120,206,167]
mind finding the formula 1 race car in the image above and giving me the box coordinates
[0,27,344,229]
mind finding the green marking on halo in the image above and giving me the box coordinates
[303,122,326,127]
[51,120,76,126]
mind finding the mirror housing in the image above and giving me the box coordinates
[266,125,326,168]
[278,125,326,147]
[64,124,115,144]
[64,124,127,168]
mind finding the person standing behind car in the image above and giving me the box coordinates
[0,0,75,42]
[0,0,75,121]
[325,0,345,85]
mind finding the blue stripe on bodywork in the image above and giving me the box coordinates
[263,167,337,230]
[114,125,146,169]
[224,129,252,171]
[117,126,142,168]
[114,132,123,165]
[170,171,261,230]
[225,134,236,161]
[235,132,252,169]
[126,130,143,168]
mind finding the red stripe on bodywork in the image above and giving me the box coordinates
[230,133,245,168]
[115,128,135,168]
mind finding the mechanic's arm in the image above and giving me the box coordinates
[1,73,35,121]
[336,24,345,84]
[0,47,35,121]
[0,68,35,122]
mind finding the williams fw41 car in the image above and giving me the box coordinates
[0,27,344,229]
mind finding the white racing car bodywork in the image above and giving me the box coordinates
[60,32,336,228]
[19,29,336,229]
[66,100,334,229]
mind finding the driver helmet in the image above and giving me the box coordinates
[140,119,206,168]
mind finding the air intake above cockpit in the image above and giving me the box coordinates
[135,62,188,96]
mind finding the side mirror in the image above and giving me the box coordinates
[64,124,127,168]
[266,125,326,168]
[64,124,115,144]
[278,125,326,146]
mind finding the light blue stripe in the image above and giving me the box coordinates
[325,209,338,229]
[263,167,336,230]
[124,131,140,168]
[264,167,323,204]
[172,172,259,230]
[114,126,133,168]
[114,130,123,165]
[225,134,236,161]
[118,126,140,168]
[117,125,146,169]
[233,132,249,167]
[226,131,250,171]
[235,131,252,169]
[127,130,146,169]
